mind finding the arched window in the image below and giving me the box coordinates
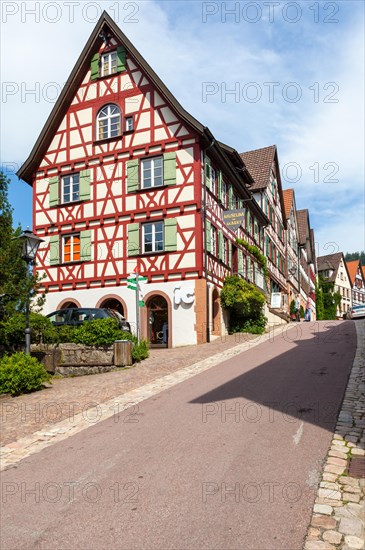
[97,104,121,140]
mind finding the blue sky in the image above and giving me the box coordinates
[1,0,364,255]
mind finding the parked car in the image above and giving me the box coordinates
[347,305,365,320]
[46,308,131,332]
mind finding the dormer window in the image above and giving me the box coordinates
[96,104,121,140]
[101,51,118,77]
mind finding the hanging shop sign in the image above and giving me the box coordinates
[223,209,246,231]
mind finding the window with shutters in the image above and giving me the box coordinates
[141,156,163,189]
[101,51,118,77]
[96,104,121,140]
[63,234,80,263]
[62,173,79,203]
[143,222,164,253]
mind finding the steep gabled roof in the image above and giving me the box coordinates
[239,145,276,191]
[17,12,269,226]
[317,252,351,283]
[346,259,361,285]
[296,209,310,246]
[282,189,294,219]
[239,145,287,229]
[18,11,207,185]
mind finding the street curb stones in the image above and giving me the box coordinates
[303,320,365,550]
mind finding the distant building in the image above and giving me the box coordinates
[317,253,352,318]
[346,260,365,307]
[296,210,317,319]
[240,145,288,314]
[282,189,300,310]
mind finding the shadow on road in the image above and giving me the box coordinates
[189,320,357,434]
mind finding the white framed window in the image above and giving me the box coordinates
[141,156,163,189]
[101,51,118,77]
[125,116,134,132]
[97,104,121,140]
[211,225,217,256]
[62,234,80,263]
[142,221,164,253]
[62,173,79,203]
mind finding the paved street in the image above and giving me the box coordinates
[0,320,361,549]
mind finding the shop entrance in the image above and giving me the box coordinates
[147,295,168,348]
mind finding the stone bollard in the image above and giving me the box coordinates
[113,340,133,367]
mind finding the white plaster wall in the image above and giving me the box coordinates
[41,280,197,348]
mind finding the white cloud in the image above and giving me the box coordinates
[1,0,364,252]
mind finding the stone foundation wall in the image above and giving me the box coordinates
[31,341,133,376]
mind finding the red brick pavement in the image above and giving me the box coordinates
[0,333,258,445]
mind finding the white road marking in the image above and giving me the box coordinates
[293,422,304,445]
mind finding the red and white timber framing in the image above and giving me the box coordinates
[21,13,268,347]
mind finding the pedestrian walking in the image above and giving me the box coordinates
[295,295,301,322]
[305,299,311,321]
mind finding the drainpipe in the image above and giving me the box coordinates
[203,138,215,343]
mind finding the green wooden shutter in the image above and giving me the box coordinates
[128,223,140,256]
[228,241,232,268]
[49,176,59,207]
[205,157,211,190]
[49,235,60,266]
[80,230,92,262]
[238,249,243,274]
[127,160,139,192]
[218,171,223,203]
[228,185,233,209]
[163,152,176,186]
[79,169,91,201]
[205,219,211,253]
[266,237,270,257]
[117,46,127,72]
[90,53,99,81]
[247,257,252,280]
[164,218,177,252]
[218,230,224,261]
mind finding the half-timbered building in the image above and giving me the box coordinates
[297,210,317,319]
[18,12,268,348]
[240,146,288,314]
[346,260,365,307]
[282,189,300,310]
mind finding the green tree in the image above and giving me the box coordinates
[316,275,341,320]
[0,171,46,335]
[345,251,365,265]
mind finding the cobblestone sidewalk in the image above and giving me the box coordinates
[303,320,365,550]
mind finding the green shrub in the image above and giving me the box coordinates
[70,319,149,362]
[132,339,149,362]
[0,312,57,351]
[221,275,267,334]
[55,324,78,344]
[0,352,51,396]
[72,318,126,346]
[300,305,305,319]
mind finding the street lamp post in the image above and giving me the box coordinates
[16,229,44,354]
